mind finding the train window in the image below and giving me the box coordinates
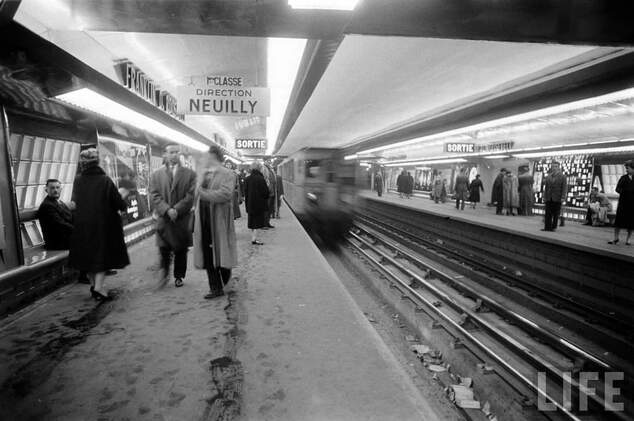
[305,160,321,178]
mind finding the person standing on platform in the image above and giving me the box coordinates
[194,146,238,300]
[542,161,567,232]
[262,161,276,229]
[405,171,414,199]
[468,174,484,209]
[69,148,129,301]
[396,170,406,198]
[454,168,470,211]
[150,144,197,288]
[225,160,242,220]
[37,179,74,250]
[491,168,506,215]
[608,160,634,245]
[276,169,285,217]
[374,171,384,197]
[518,168,535,216]
[244,161,270,246]
[432,172,443,203]
[503,170,519,216]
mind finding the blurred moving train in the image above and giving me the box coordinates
[278,148,359,247]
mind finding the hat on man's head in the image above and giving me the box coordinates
[79,148,99,163]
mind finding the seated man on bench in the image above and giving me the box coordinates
[583,187,612,226]
[37,179,74,250]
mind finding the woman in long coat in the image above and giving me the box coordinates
[194,147,238,299]
[69,148,129,301]
[244,161,270,245]
[432,172,443,203]
[502,171,519,215]
[468,175,484,209]
[518,169,535,216]
[609,160,634,245]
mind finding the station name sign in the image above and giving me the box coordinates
[177,75,270,117]
[115,61,178,116]
[235,138,267,150]
[445,141,515,154]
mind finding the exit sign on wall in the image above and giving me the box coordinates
[235,138,267,150]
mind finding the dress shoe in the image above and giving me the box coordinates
[266,224,275,229]
[105,270,117,276]
[204,290,225,300]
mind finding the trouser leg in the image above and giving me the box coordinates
[204,247,223,292]
[173,249,188,279]
[552,202,562,229]
[544,201,553,230]
[159,247,172,276]
[219,268,232,286]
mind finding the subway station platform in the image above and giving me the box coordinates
[0,204,442,421]
[360,190,634,262]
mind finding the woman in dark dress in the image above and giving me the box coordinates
[517,168,535,216]
[69,148,129,301]
[468,174,484,209]
[244,161,270,245]
[609,160,634,245]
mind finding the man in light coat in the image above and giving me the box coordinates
[194,146,238,299]
[150,144,197,288]
[542,161,567,232]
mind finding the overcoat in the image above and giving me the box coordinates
[150,164,197,251]
[468,179,484,203]
[491,173,505,205]
[454,174,470,201]
[543,171,567,203]
[615,174,634,229]
[503,174,520,208]
[397,173,408,193]
[69,165,129,272]
[193,166,238,269]
[518,173,534,215]
[244,169,270,229]
[37,196,73,250]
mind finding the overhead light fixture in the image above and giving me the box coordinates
[56,88,210,152]
[385,158,467,167]
[344,154,359,160]
[359,162,371,167]
[513,145,634,158]
[288,0,360,10]
[483,155,510,159]
[357,87,634,155]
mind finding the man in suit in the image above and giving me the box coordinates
[150,144,197,288]
[37,179,74,250]
[542,161,568,232]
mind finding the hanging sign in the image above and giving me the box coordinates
[177,75,270,116]
[114,60,178,116]
[235,138,267,150]
[445,143,475,153]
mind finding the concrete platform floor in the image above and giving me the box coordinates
[361,190,634,261]
[0,204,447,421]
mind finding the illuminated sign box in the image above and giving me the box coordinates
[445,143,475,153]
[236,138,267,150]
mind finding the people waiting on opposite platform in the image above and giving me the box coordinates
[374,171,383,197]
[405,171,414,199]
[454,168,469,211]
[608,160,634,245]
[150,144,197,289]
[583,187,612,227]
[503,170,519,216]
[491,168,506,215]
[69,148,129,301]
[517,167,534,216]
[431,172,443,203]
[194,146,238,300]
[397,170,407,198]
[468,174,484,209]
[541,161,567,232]
[244,161,270,246]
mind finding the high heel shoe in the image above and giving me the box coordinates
[91,289,112,301]
[608,239,619,245]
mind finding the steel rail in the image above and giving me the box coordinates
[347,230,628,421]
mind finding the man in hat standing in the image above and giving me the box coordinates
[150,145,197,287]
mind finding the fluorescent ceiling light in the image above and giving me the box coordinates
[289,0,360,10]
[358,87,634,155]
[344,154,358,160]
[359,162,371,167]
[513,145,634,158]
[56,88,210,152]
[385,158,467,167]
[267,38,307,155]
[483,155,510,159]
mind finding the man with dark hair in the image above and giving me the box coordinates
[150,144,197,288]
[37,179,74,250]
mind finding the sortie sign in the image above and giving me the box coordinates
[177,76,270,116]
[236,138,267,150]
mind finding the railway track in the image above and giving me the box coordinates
[345,217,632,421]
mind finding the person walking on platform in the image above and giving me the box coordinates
[503,170,519,216]
[194,146,238,300]
[608,160,634,245]
[542,161,567,232]
[518,167,534,216]
[276,169,285,217]
[69,148,129,301]
[454,168,469,211]
[468,174,484,209]
[432,172,443,203]
[491,168,506,215]
[374,171,384,197]
[150,144,197,288]
[244,161,270,246]
[37,179,74,250]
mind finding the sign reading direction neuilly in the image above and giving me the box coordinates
[177,75,270,116]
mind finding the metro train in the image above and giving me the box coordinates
[278,148,359,246]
